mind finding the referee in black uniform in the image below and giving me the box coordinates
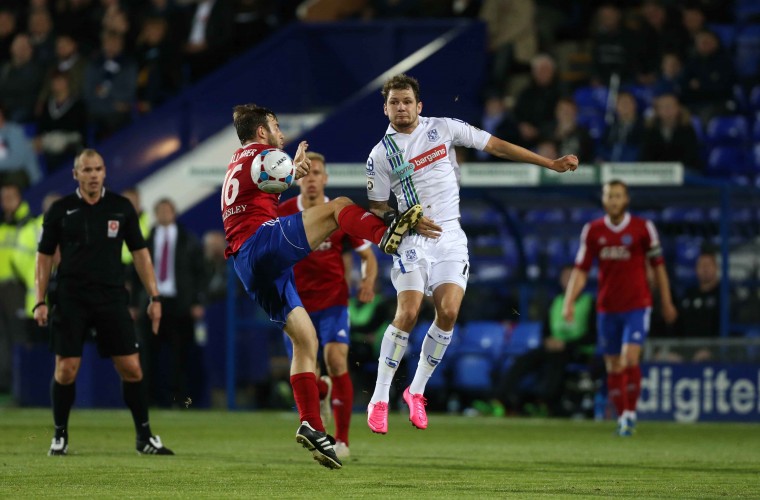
[34,149,173,456]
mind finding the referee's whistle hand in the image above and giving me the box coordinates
[34,305,48,326]
[148,302,162,334]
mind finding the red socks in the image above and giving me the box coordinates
[290,372,324,432]
[331,373,353,446]
[337,205,386,245]
[624,365,642,413]
[607,372,626,418]
[316,377,329,400]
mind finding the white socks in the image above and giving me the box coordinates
[409,323,453,395]
[370,326,409,403]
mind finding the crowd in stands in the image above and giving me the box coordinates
[1,0,758,190]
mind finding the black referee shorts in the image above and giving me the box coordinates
[49,287,138,358]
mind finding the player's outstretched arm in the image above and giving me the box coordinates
[483,136,579,173]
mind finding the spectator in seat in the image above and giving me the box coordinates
[547,97,594,162]
[675,247,721,362]
[513,54,562,149]
[83,31,137,142]
[0,33,45,123]
[636,0,689,84]
[0,103,41,189]
[641,93,701,170]
[652,51,684,97]
[136,16,181,113]
[494,265,596,417]
[35,71,87,172]
[599,91,644,162]
[37,34,89,112]
[181,0,234,83]
[590,4,640,85]
[680,29,736,121]
[680,4,706,59]
[28,8,56,67]
[0,9,19,66]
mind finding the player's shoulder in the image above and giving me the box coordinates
[630,214,655,228]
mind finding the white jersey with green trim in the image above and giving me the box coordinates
[366,116,491,224]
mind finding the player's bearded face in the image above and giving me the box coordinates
[385,88,421,130]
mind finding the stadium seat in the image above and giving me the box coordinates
[523,208,566,224]
[577,113,607,140]
[569,207,605,224]
[706,115,749,147]
[752,114,760,140]
[706,146,748,176]
[736,0,760,23]
[504,321,542,356]
[707,24,737,50]
[452,354,495,393]
[459,321,506,360]
[573,85,609,117]
[753,144,760,171]
[545,237,570,279]
[622,84,655,113]
[736,25,760,79]
[674,237,701,281]
[661,207,705,223]
[750,87,760,113]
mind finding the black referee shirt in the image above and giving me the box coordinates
[38,188,146,289]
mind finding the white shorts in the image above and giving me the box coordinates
[391,220,469,296]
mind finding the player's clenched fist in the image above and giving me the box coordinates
[551,155,579,173]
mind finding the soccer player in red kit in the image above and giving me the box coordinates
[221,104,422,469]
[279,152,378,460]
[563,180,677,436]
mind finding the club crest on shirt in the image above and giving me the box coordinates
[405,249,418,262]
[621,234,633,245]
[107,220,119,238]
[427,129,439,142]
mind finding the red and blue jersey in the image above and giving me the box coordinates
[221,142,279,258]
[278,195,370,312]
[574,213,665,313]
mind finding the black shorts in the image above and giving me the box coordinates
[49,287,138,358]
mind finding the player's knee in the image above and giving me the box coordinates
[435,305,460,330]
[55,362,79,385]
[331,196,353,213]
[393,309,418,331]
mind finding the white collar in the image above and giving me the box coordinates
[603,212,631,233]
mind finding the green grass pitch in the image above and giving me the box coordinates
[1,408,758,498]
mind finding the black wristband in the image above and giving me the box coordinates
[149,295,162,304]
[32,301,46,313]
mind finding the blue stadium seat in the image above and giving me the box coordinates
[706,115,749,147]
[545,237,570,279]
[750,87,760,113]
[708,23,737,50]
[674,237,701,281]
[736,25,760,79]
[452,354,495,393]
[707,146,748,176]
[573,85,609,117]
[567,237,580,262]
[661,207,705,223]
[524,208,566,224]
[622,84,655,112]
[504,321,542,356]
[569,207,605,224]
[736,0,760,23]
[459,321,506,360]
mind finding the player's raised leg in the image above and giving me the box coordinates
[405,283,464,430]
[301,197,422,255]
[286,307,342,469]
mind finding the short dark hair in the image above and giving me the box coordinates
[381,74,421,103]
[604,179,628,193]
[232,104,276,145]
[154,197,176,213]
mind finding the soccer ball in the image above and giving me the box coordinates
[251,148,295,194]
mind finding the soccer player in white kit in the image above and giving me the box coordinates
[365,74,580,433]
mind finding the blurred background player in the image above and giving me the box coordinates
[364,74,578,434]
[278,151,378,459]
[563,180,677,437]
[221,103,421,469]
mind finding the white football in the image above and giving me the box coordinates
[251,148,295,194]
